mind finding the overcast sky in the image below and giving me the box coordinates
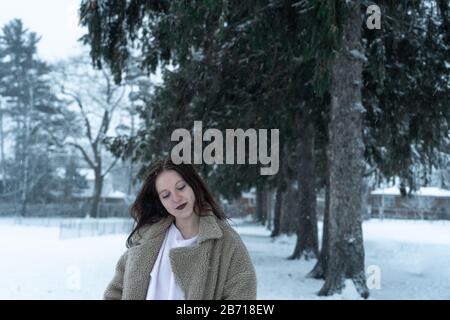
[0,0,86,62]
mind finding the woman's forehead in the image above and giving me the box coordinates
[155,170,184,190]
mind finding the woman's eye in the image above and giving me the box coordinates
[162,194,169,199]
[177,185,186,191]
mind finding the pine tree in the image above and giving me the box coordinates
[0,19,66,213]
[363,1,450,188]
[320,1,369,298]
[78,0,450,298]
[79,0,327,258]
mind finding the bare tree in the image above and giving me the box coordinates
[0,97,6,191]
[55,55,126,218]
[120,63,154,197]
[0,20,64,215]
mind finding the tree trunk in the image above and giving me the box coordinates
[289,118,319,260]
[361,177,370,220]
[261,187,267,226]
[266,189,274,230]
[308,172,330,279]
[90,170,103,218]
[127,111,136,195]
[280,149,297,234]
[256,186,267,225]
[271,148,287,237]
[319,2,369,299]
[64,155,76,203]
[0,108,6,192]
[127,159,134,196]
[20,145,29,217]
[20,88,32,218]
[280,180,298,234]
[255,186,264,224]
[271,186,283,237]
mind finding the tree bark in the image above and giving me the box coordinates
[0,108,6,193]
[20,86,33,217]
[271,148,287,237]
[280,180,298,234]
[271,185,283,237]
[90,169,103,218]
[261,187,267,226]
[266,189,274,230]
[319,2,369,298]
[127,107,136,195]
[290,117,319,260]
[308,171,330,279]
[64,155,76,203]
[255,186,264,224]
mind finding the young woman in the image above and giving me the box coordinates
[104,158,257,300]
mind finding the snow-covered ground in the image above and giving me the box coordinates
[0,217,449,300]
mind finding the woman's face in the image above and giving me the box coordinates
[155,170,196,220]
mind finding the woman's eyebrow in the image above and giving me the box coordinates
[158,180,185,195]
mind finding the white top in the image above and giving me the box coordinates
[146,223,199,300]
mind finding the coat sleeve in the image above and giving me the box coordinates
[222,237,257,300]
[103,251,128,300]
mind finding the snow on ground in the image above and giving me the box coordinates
[0,217,449,299]
[371,186,450,197]
[0,223,127,299]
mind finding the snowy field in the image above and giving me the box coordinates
[0,217,449,300]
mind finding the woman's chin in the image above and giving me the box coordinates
[172,207,195,219]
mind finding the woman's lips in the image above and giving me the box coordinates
[176,203,187,210]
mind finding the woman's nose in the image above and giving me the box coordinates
[172,191,182,203]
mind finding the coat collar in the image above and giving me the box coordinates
[132,212,224,245]
[124,212,224,300]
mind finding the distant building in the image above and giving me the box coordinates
[53,166,137,202]
[369,186,450,220]
[74,168,126,202]
[225,188,256,217]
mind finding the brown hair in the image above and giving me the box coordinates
[126,157,227,247]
